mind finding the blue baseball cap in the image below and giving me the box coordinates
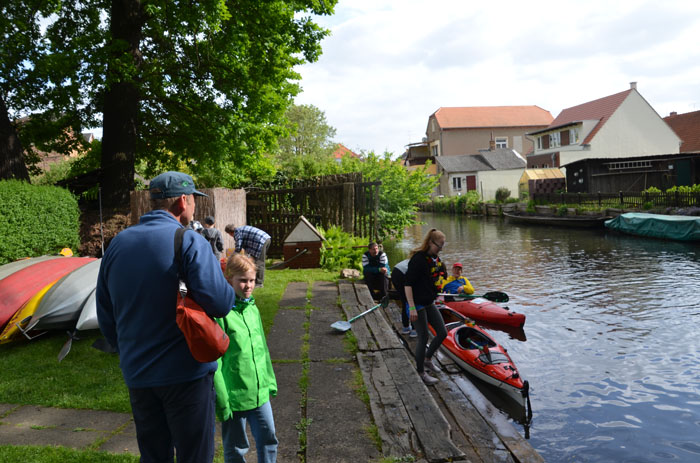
[149,171,207,199]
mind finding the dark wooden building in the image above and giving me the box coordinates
[564,153,700,193]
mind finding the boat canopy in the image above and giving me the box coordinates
[605,213,700,241]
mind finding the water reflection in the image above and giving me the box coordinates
[395,213,700,462]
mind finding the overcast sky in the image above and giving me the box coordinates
[293,0,700,157]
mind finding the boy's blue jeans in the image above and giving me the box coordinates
[221,400,278,463]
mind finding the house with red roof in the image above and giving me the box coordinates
[664,109,700,153]
[332,143,360,163]
[526,83,681,169]
[424,105,553,158]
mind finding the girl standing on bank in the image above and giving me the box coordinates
[215,253,278,463]
[404,228,449,385]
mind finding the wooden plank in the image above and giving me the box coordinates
[382,348,464,462]
[340,303,376,352]
[434,378,511,463]
[357,352,417,460]
[365,307,404,350]
[338,280,358,306]
[453,376,544,463]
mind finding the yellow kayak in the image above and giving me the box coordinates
[0,278,59,344]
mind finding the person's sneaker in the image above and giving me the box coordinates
[420,372,439,385]
[409,330,418,338]
[401,326,411,335]
[424,357,441,373]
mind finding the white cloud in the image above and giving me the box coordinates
[294,0,700,156]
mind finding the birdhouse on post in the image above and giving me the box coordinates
[283,216,326,268]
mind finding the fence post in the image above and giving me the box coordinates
[342,182,354,235]
[619,191,624,207]
[598,192,602,207]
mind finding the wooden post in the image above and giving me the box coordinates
[342,182,354,235]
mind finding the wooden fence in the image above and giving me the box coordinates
[246,181,381,255]
[532,191,700,209]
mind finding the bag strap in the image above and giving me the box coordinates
[174,227,188,296]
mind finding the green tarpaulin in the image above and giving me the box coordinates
[605,213,700,241]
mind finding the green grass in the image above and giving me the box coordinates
[0,268,337,462]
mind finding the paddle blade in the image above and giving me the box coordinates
[331,320,352,332]
[57,336,72,362]
[483,291,509,303]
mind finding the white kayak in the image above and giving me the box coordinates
[75,288,98,331]
[26,259,102,333]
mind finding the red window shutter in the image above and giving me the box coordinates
[542,136,549,149]
[466,175,476,191]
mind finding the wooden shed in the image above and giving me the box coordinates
[282,216,325,269]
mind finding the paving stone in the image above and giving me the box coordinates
[306,362,380,462]
[310,280,338,309]
[267,309,306,361]
[2,405,132,431]
[279,281,309,308]
[309,308,353,361]
[270,362,303,463]
[0,422,107,449]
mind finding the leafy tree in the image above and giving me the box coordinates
[276,104,337,177]
[336,152,438,239]
[0,1,104,181]
[100,0,337,205]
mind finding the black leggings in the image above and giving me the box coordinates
[414,303,446,373]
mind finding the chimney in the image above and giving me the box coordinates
[489,139,496,151]
[630,82,637,90]
[669,111,677,117]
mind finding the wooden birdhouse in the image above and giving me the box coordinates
[283,216,325,268]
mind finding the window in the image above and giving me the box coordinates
[452,177,462,190]
[569,128,580,144]
[431,145,438,156]
[606,161,652,170]
[537,137,543,150]
[495,137,507,148]
[549,132,560,148]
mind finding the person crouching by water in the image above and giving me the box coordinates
[404,228,448,385]
[215,253,278,463]
[362,242,390,301]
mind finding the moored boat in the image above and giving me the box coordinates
[503,211,609,228]
[605,212,700,241]
[442,297,526,328]
[430,306,529,407]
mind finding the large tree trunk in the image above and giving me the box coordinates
[0,94,30,181]
[100,0,142,207]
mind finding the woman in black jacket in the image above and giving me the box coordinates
[404,228,448,385]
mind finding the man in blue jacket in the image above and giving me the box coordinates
[362,242,390,301]
[96,171,236,463]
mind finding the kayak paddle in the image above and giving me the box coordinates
[331,296,389,332]
[438,291,509,303]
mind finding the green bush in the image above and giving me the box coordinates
[0,180,81,265]
[495,187,511,203]
[318,226,368,272]
[556,205,568,216]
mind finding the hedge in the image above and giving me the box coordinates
[0,180,81,265]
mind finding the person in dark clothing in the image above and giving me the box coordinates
[201,216,224,260]
[362,242,390,301]
[390,258,416,337]
[404,228,448,386]
[96,171,237,463]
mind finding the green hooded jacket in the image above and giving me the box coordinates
[213,296,277,421]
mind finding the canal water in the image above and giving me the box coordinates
[390,212,700,463]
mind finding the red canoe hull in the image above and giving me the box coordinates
[444,297,526,327]
[0,257,97,331]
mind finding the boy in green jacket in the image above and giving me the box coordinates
[214,253,278,463]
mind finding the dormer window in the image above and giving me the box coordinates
[569,128,579,144]
[549,132,560,148]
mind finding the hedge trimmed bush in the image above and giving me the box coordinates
[0,180,81,265]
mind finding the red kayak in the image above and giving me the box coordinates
[431,306,529,407]
[0,257,97,332]
[444,296,525,327]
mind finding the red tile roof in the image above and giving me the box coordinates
[549,89,633,144]
[664,110,700,153]
[432,106,553,129]
[333,143,359,160]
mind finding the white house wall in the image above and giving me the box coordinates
[560,91,681,166]
[477,169,525,201]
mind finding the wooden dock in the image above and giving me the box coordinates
[339,280,544,463]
